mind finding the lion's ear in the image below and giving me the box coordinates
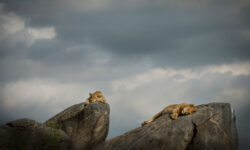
[190,104,194,107]
[89,92,92,96]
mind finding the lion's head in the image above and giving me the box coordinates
[182,104,197,115]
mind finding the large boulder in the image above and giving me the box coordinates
[92,103,238,150]
[0,102,110,150]
[46,102,110,150]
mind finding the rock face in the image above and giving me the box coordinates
[0,102,110,150]
[92,103,238,150]
[46,102,110,150]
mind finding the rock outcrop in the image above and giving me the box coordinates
[92,103,238,150]
[0,102,110,150]
[0,102,238,150]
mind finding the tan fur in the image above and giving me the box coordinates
[142,103,197,126]
[85,91,106,104]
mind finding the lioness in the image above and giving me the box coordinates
[85,91,106,104]
[142,103,197,126]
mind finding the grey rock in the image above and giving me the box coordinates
[0,102,237,150]
[0,102,110,150]
[92,103,238,150]
[46,102,110,150]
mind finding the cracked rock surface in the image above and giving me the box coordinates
[92,103,238,150]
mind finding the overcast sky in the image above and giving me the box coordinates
[0,0,250,149]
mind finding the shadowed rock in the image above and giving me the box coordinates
[0,102,110,150]
[92,103,238,150]
[0,118,70,150]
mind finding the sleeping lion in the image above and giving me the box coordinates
[142,103,197,126]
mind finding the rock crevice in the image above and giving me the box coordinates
[189,122,198,146]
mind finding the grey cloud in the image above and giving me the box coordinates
[1,0,250,68]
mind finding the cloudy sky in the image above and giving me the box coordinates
[0,0,249,149]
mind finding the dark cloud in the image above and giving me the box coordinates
[1,0,250,68]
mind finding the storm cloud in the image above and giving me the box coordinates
[0,0,250,149]
[1,0,250,67]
